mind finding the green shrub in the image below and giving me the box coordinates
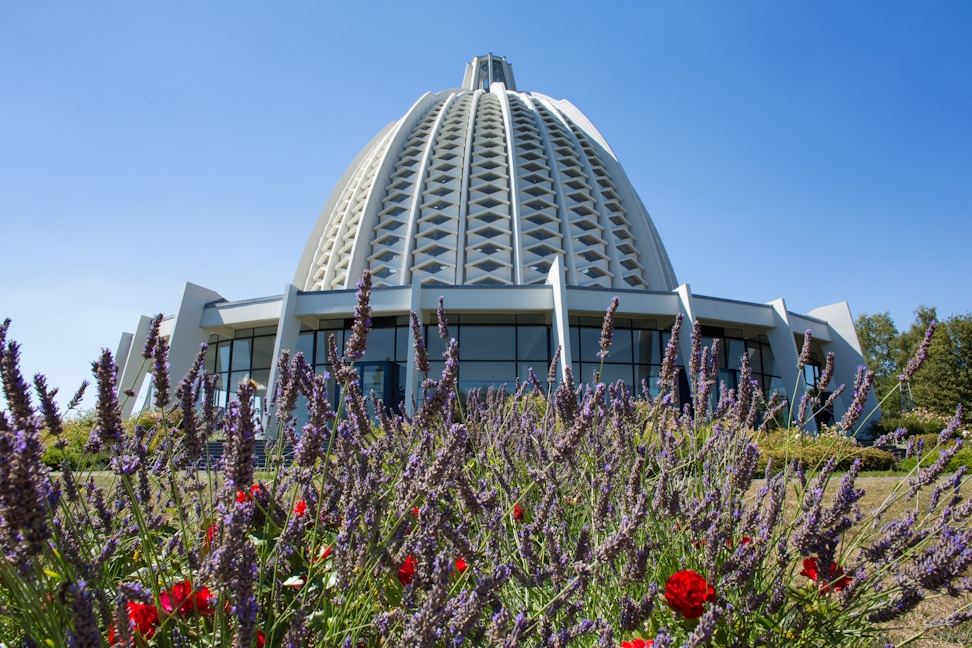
[896,443,972,473]
[39,407,177,471]
[870,407,956,439]
[40,411,109,471]
[756,429,897,473]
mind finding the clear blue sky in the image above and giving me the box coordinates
[2,2,970,409]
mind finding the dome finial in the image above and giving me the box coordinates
[462,54,516,91]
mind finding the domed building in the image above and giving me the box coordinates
[116,55,876,429]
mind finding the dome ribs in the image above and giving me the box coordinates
[310,126,395,291]
[461,92,513,286]
[298,59,678,293]
[368,97,449,286]
[564,117,648,289]
[532,101,613,289]
[410,93,472,285]
[508,94,562,285]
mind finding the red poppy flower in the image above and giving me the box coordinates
[398,555,417,585]
[412,506,420,518]
[455,557,467,574]
[294,500,307,517]
[257,630,266,648]
[160,581,214,617]
[664,570,715,619]
[800,557,852,593]
[237,484,263,503]
[513,504,524,522]
[123,601,159,638]
[621,639,654,648]
[205,523,218,549]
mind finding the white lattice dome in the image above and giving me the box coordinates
[294,54,678,293]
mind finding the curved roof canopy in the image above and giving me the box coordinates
[295,55,678,293]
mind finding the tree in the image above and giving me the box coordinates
[855,312,900,409]
[894,306,938,373]
[909,312,972,421]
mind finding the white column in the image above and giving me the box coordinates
[118,315,153,418]
[808,301,881,428]
[167,282,225,403]
[545,256,572,382]
[404,279,423,414]
[265,283,301,437]
[766,298,814,432]
[675,284,697,397]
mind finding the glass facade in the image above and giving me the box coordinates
[200,314,786,423]
[422,314,551,394]
[298,315,411,412]
[570,316,671,398]
[204,326,277,411]
[569,319,782,402]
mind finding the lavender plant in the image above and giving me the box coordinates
[0,289,968,647]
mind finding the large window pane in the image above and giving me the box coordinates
[216,341,232,375]
[746,342,763,375]
[251,369,271,397]
[517,325,548,361]
[396,362,407,403]
[367,328,396,362]
[425,328,451,358]
[718,368,738,392]
[606,328,633,363]
[761,344,776,380]
[229,371,250,394]
[460,325,515,360]
[726,340,745,370]
[634,329,655,365]
[577,363,601,384]
[204,345,217,374]
[598,363,633,387]
[635,365,661,398]
[396,326,409,363]
[231,340,251,371]
[427,361,445,380]
[579,327,602,363]
[296,332,314,361]
[252,336,276,370]
[519,361,552,384]
[459,361,516,391]
[316,331,339,366]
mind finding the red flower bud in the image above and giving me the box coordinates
[398,555,417,585]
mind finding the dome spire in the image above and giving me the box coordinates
[462,54,517,91]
